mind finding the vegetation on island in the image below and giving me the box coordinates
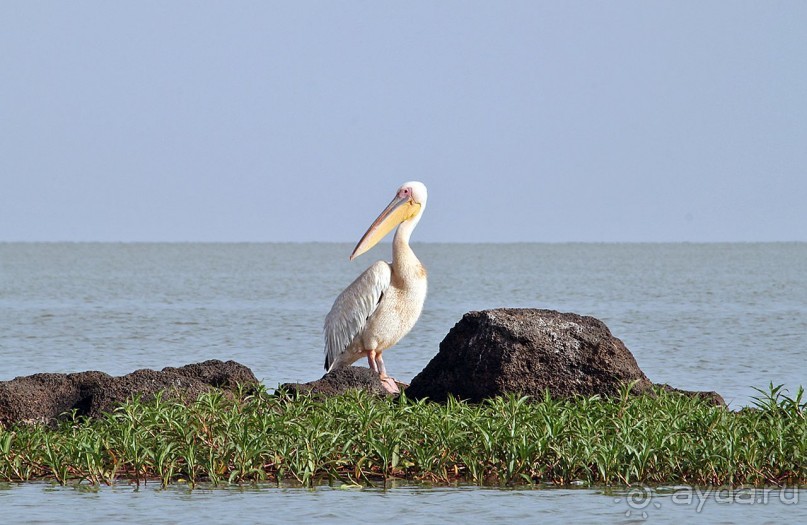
[0,383,804,488]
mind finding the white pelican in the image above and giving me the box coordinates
[324,181,428,392]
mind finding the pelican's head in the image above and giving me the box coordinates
[350,181,428,260]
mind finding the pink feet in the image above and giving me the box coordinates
[379,376,400,394]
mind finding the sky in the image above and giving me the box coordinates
[1,2,806,243]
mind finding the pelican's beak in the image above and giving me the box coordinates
[350,194,421,260]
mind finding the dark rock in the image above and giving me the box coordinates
[656,384,726,407]
[163,360,259,389]
[278,366,406,397]
[406,308,723,405]
[0,360,258,426]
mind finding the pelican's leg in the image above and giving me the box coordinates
[367,349,379,373]
[375,354,400,394]
[375,354,388,379]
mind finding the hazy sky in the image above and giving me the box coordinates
[2,2,805,242]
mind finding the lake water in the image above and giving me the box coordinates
[1,242,805,523]
[0,481,803,524]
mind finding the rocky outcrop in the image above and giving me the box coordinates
[0,360,258,426]
[279,366,406,397]
[405,308,725,406]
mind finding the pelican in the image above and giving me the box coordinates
[324,181,428,392]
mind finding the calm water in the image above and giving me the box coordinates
[1,243,805,523]
[0,481,803,524]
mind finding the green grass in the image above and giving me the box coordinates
[0,383,804,488]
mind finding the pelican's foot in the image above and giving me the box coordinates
[379,376,400,394]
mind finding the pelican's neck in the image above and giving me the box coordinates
[392,214,422,279]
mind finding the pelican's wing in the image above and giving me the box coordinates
[324,260,391,371]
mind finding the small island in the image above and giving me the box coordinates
[1,309,803,487]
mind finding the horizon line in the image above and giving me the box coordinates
[2,240,805,245]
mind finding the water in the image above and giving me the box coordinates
[1,243,805,523]
[0,482,803,524]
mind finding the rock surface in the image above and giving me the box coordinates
[279,366,406,397]
[655,384,726,407]
[0,360,258,426]
[406,308,725,406]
